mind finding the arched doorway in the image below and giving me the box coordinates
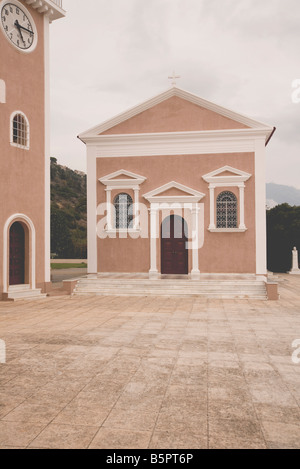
[9,222,25,286]
[161,215,188,275]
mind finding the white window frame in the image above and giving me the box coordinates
[203,166,251,232]
[99,169,146,234]
[10,111,30,150]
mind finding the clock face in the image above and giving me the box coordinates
[1,1,37,51]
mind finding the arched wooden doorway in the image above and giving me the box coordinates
[9,222,25,286]
[161,215,188,275]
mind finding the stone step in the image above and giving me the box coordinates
[5,288,47,301]
[8,284,31,292]
[76,282,265,291]
[74,290,267,299]
[73,277,267,299]
[76,282,266,289]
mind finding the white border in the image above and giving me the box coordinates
[255,138,267,275]
[0,0,38,54]
[3,213,36,293]
[0,79,6,103]
[10,110,30,150]
[44,14,50,283]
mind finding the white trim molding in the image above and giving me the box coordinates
[80,128,272,159]
[254,138,267,276]
[3,214,36,293]
[0,79,5,103]
[44,14,50,283]
[87,147,98,274]
[202,166,251,231]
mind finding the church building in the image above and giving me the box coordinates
[0,0,65,300]
[78,86,277,298]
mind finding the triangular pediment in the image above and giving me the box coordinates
[99,169,146,187]
[202,166,251,184]
[79,87,274,140]
[143,181,205,203]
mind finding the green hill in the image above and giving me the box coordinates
[50,158,87,259]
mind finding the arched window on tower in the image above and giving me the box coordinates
[216,191,238,228]
[10,112,29,149]
[114,193,133,229]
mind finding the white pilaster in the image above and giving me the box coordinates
[239,184,246,230]
[87,146,98,274]
[255,138,267,275]
[209,185,216,230]
[134,188,140,230]
[191,205,200,279]
[106,189,112,230]
[149,205,159,278]
[0,79,6,103]
[44,14,51,283]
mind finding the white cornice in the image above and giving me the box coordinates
[24,0,66,21]
[83,129,268,158]
[78,86,274,139]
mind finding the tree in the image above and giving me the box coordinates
[267,204,300,272]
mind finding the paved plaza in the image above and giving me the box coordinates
[0,274,299,449]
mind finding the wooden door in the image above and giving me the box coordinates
[161,215,188,275]
[9,222,25,286]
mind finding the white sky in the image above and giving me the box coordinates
[49,0,300,188]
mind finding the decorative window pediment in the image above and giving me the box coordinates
[143,181,205,204]
[99,169,146,189]
[202,166,251,186]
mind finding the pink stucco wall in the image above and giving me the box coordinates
[96,152,256,274]
[0,1,46,293]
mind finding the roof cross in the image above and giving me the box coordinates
[168,71,181,87]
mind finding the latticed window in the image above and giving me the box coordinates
[12,113,29,148]
[216,191,238,228]
[114,193,133,229]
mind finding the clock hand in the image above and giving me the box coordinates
[14,20,25,44]
[17,23,34,35]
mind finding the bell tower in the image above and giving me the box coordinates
[0,1,66,300]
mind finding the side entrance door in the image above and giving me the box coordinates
[9,222,25,286]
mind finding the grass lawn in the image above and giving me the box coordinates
[51,263,87,270]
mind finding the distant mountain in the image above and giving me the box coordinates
[266,183,300,207]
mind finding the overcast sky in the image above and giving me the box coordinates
[49,0,300,188]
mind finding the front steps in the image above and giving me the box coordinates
[3,285,47,301]
[73,275,268,300]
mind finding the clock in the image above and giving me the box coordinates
[0,0,37,52]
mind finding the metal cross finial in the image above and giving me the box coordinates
[168,71,181,87]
